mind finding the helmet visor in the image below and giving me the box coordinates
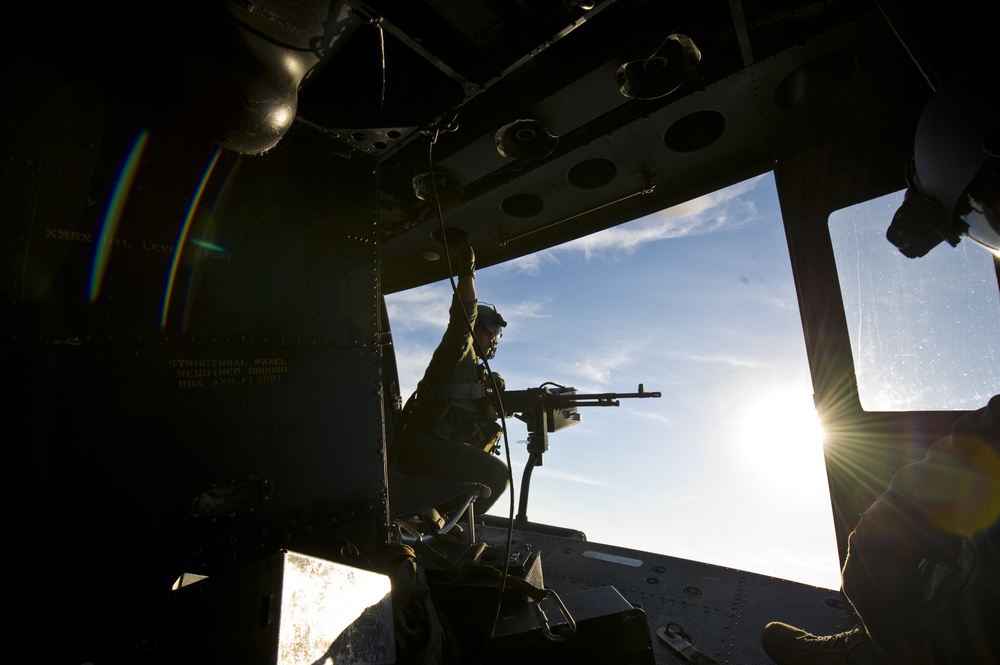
[476,304,507,338]
[478,317,505,339]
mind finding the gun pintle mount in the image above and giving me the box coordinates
[497,383,661,526]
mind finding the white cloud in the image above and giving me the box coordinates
[761,294,799,311]
[494,333,659,400]
[557,174,765,261]
[494,298,550,321]
[573,359,614,385]
[385,284,451,332]
[510,458,611,487]
[626,408,673,426]
[684,352,768,368]
[393,342,433,399]
[562,345,645,390]
[493,250,561,277]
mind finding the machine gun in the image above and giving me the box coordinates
[496,383,661,527]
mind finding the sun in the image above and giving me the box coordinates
[734,386,827,492]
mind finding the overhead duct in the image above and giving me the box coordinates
[616,33,701,100]
[495,119,560,160]
[413,171,464,203]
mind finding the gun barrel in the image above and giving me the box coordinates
[546,390,661,407]
[564,391,661,401]
[499,386,661,414]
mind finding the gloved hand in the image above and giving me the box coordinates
[455,237,475,278]
[488,372,505,393]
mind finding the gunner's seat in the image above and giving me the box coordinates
[388,473,491,563]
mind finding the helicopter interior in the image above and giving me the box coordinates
[3,0,998,663]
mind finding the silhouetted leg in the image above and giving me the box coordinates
[397,435,510,514]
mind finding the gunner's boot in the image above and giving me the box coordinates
[761,622,891,665]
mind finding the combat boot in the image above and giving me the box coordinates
[761,622,891,665]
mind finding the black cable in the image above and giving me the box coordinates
[376,19,386,116]
[426,128,516,664]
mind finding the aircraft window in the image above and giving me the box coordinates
[829,191,1000,411]
[388,172,842,589]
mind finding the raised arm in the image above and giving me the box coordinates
[455,238,477,305]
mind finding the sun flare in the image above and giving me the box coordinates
[735,387,827,492]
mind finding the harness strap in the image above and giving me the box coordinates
[418,381,486,401]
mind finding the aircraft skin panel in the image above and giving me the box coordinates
[473,523,857,665]
[4,76,393,662]
[21,344,387,544]
[374,8,912,294]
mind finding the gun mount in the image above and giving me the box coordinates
[497,383,661,527]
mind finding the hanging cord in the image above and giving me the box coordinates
[375,17,386,116]
[353,8,387,116]
[425,128,517,664]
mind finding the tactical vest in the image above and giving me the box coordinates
[404,365,502,453]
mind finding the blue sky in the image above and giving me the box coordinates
[386,172,844,589]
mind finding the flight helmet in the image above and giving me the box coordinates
[475,304,507,359]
